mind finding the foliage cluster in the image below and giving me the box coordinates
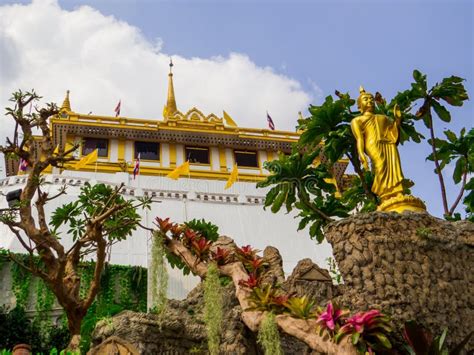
[0,255,146,354]
[0,306,70,353]
[258,70,473,242]
[155,217,221,275]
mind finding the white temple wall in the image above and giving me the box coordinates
[0,173,334,299]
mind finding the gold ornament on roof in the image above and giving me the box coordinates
[60,90,72,112]
[351,87,426,213]
[164,58,177,119]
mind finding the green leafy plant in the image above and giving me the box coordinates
[393,70,471,219]
[283,295,316,319]
[246,285,288,314]
[185,218,219,242]
[258,71,472,243]
[257,312,283,355]
[204,263,223,355]
[247,285,279,312]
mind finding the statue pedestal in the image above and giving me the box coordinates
[377,194,426,213]
[325,212,474,349]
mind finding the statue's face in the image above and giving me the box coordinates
[360,94,375,113]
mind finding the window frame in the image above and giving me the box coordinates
[81,137,109,158]
[234,150,259,168]
[185,146,210,165]
[134,141,160,161]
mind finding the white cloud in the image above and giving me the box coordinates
[0,0,313,143]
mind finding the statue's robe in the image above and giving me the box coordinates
[357,114,404,200]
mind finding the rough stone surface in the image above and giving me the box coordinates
[260,246,285,287]
[325,212,474,349]
[281,258,340,305]
[93,283,257,354]
[92,281,317,354]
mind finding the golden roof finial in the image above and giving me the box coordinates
[60,90,71,112]
[164,58,177,119]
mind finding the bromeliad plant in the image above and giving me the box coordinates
[316,302,348,337]
[284,296,316,320]
[334,310,393,354]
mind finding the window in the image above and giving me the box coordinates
[82,138,108,157]
[135,141,160,160]
[234,150,259,168]
[185,146,209,164]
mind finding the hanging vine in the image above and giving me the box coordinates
[34,278,55,343]
[79,262,94,299]
[150,231,168,314]
[257,312,283,355]
[1,255,147,354]
[203,262,223,355]
[10,259,32,309]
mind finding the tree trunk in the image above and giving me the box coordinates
[65,305,86,351]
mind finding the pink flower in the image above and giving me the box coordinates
[317,302,344,330]
[341,310,382,334]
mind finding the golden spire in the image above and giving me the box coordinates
[164,58,177,119]
[60,90,71,112]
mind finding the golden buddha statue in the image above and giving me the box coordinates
[351,87,426,213]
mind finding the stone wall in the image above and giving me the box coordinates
[325,212,474,348]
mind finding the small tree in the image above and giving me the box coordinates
[258,70,472,242]
[0,90,151,350]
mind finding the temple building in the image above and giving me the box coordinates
[0,63,347,298]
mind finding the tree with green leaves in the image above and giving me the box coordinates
[258,70,472,242]
[0,90,151,351]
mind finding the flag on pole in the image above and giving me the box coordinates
[267,112,275,130]
[114,100,121,117]
[74,149,98,170]
[18,158,28,174]
[225,163,238,189]
[133,153,140,180]
[166,161,190,180]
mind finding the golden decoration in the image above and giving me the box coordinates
[351,88,426,213]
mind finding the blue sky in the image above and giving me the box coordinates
[0,0,472,217]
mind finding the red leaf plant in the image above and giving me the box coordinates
[155,217,173,234]
[244,257,268,274]
[210,247,232,265]
[170,223,183,238]
[190,237,212,260]
[238,272,260,289]
[235,245,260,262]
